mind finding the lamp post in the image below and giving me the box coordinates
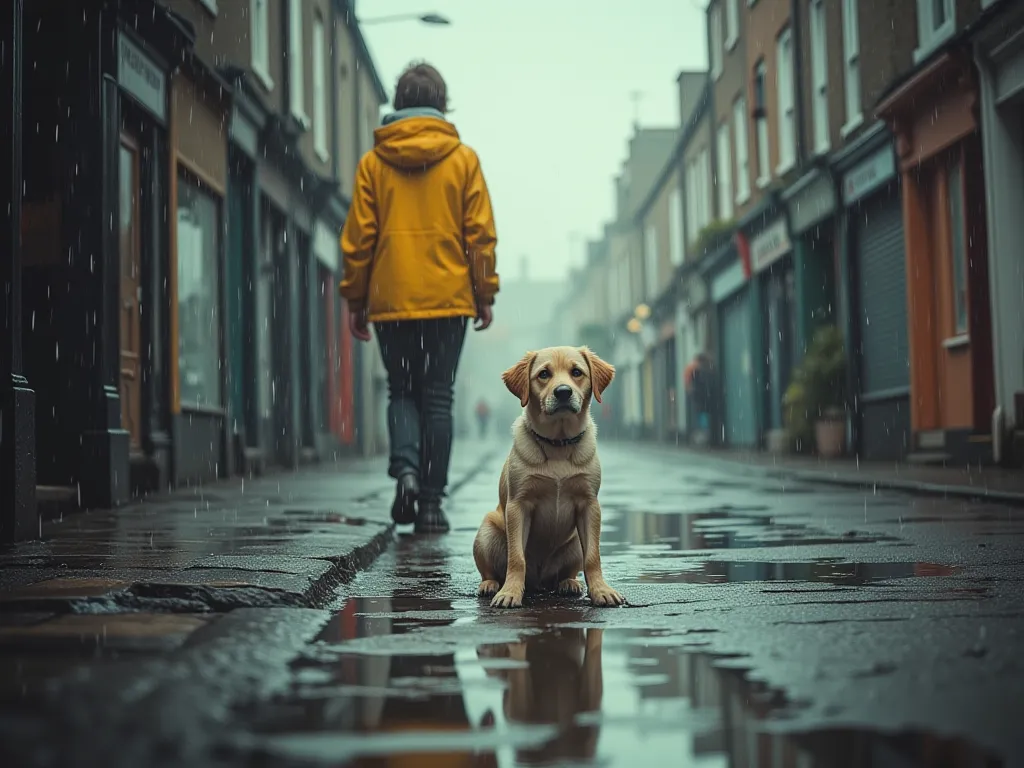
[358,12,451,26]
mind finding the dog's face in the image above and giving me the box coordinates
[501,346,615,421]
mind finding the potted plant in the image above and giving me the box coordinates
[783,325,847,458]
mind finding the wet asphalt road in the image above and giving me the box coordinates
[3,439,1023,767]
[239,441,1023,767]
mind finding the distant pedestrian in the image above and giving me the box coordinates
[685,352,715,443]
[475,399,491,438]
[339,62,500,534]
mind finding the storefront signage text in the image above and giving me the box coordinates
[750,218,791,274]
[842,145,896,206]
[117,32,167,123]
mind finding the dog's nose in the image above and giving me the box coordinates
[554,385,573,402]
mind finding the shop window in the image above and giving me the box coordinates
[915,0,955,62]
[288,0,308,124]
[733,96,750,204]
[809,0,829,154]
[753,60,770,187]
[842,0,862,134]
[313,13,329,161]
[709,3,723,80]
[177,176,223,408]
[250,0,272,90]
[947,158,969,336]
[775,27,796,174]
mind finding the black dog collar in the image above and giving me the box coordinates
[530,429,586,448]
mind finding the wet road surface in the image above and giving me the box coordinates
[2,440,1022,767]
[237,443,1022,767]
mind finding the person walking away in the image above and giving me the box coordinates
[685,352,713,445]
[475,399,491,439]
[339,62,499,534]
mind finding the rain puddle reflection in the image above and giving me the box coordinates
[632,559,960,585]
[237,597,999,767]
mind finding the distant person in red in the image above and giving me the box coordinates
[685,352,715,441]
[475,399,491,438]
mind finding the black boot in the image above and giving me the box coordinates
[415,498,450,534]
[391,472,419,525]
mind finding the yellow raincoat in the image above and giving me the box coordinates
[338,115,499,322]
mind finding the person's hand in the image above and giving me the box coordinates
[349,308,371,342]
[474,303,493,331]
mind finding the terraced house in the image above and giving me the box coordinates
[1,0,387,543]
[582,0,1024,470]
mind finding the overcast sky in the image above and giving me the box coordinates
[359,0,708,282]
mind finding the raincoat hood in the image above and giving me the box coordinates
[373,110,462,170]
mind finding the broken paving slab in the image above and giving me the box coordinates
[0,613,213,653]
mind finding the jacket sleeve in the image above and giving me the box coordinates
[463,153,499,306]
[338,156,377,312]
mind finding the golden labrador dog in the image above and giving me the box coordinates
[473,346,625,608]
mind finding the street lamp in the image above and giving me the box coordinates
[359,12,452,26]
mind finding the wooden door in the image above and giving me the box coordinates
[119,136,143,448]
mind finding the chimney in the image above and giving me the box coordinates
[520,257,529,283]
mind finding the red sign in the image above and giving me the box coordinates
[734,231,752,280]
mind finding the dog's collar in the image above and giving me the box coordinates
[530,429,586,448]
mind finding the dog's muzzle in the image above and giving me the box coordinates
[545,385,582,414]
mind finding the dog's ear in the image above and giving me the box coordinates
[502,352,535,408]
[580,347,615,404]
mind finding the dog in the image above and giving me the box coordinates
[472,346,624,609]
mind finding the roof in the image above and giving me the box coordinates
[336,0,389,105]
[633,79,710,226]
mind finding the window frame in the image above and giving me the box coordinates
[644,224,660,299]
[669,185,685,266]
[716,121,734,220]
[250,0,273,91]
[725,0,740,51]
[710,4,724,81]
[841,0,862,136]
[946,155,970,337]
[733,96,751,204]
[288,0,308,125]
[775,27,796,175]
[809,0,830,154]
[312,12,329,161]
[915,0,955,63]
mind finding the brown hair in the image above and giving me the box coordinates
[393,62,448,113]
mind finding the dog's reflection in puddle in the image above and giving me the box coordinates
[477,628,604,763]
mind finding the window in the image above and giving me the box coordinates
[644,225,659,298]
[312,14,329,161]
[726,0,739,50]
[775,27,796,173]
[700,148,712,228]
[753,61,770,186]
[947,158,969,335]
[250,0,272,89]
[177,176,222,408]
[916,0,955,61]
[288,0,307,123]
[733,97,750,203]
[710,4,723,80]
[199,0,218,14]
[810,0,829,153]
[842,0,862,132]
[685,151,712,247]
[669,186,684,266]
[716,122,733,220]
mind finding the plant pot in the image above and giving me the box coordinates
[815,412,846,458]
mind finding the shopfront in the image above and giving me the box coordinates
[747,216,797,441]
[170,63,233,484]
[975,1,1024,461]
[707,246,757,448]
[878,51,994,464]
[21,2,186,507]
[834,125,910,461]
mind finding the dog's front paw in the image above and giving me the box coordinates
[588,583,625,607]
[477,579,500,597]
[490,585,524,609]
[558,578,584,597]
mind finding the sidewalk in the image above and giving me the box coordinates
[665,442,1024,505]
[0,439,502,618]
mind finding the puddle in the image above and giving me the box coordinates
[604,509,899,552]
[234,598,1000,766]
[633,559,961,585]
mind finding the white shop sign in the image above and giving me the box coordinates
[314,220,339,271]
[842,145,896,206]
[710,258,746,304]
[117,31,167,123]
[751,218,791,274]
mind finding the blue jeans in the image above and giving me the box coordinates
[375,317,467,501]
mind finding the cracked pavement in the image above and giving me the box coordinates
[1,439,1022,767]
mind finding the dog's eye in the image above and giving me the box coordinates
[537,369,551,380]
[571,367,584,378]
